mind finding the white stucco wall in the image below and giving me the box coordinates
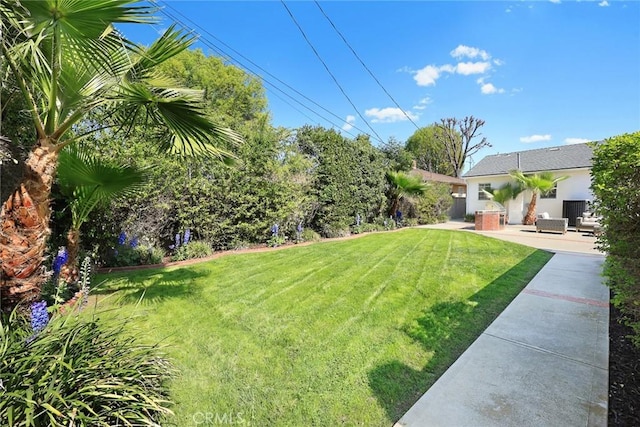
[465,168,593,224]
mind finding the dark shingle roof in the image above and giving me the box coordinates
[463,143,594,178]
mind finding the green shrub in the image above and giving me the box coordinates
[266,234,286,248]
[591,132,640,347]
[464,213,476,223]
[404,218,419,227]
[415,182,453,224]
[106,244,164,267]
[0,310,174,426]
[351,222,384,234]
[171,241,213,261]
[321,222,351,238]
[300,229,321,242]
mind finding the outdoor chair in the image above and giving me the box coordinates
[576,213,601,234]
[535,217,568,234]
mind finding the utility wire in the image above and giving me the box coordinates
[280,0,385,144]
[155,1,369,139]
[314,0,421,131]
[155,7,349,137]
[155,5,352,136]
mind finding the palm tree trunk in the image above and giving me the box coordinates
[389,195,400,217]
[60,228,80,284]
[0,140,58,311]
[523,192,538,225]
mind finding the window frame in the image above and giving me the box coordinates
[478,183,492,200]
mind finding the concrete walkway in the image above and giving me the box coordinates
[396,223,608,426]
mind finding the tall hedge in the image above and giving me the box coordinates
[591,132,640,347]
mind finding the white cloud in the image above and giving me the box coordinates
[520,134,552,143]
[480,83,505,94]
[413,65,442,86]
[598,0,609,6]
[564,137,591,145]
[412,46,503,89]
[413,97,432,110]
[342,115,356,131]
[439,64,456,73]
[413,65,456,86]
[456,61,491,75]
[396,66,414,73]
[549,0,561,3]
[365,107,418,123]
[450,45,490,61]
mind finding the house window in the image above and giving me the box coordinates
[541,183,558,199]
[478,183,492,200]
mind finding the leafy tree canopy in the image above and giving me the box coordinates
[158,49,268,130]
[405,124,455,176]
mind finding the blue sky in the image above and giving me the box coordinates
[123,0,640,159]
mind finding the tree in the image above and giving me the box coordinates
[483,182,524,211]
[405,125,455,175]
[158,49,268,129]
[294,126,387,236]
[386,171,429,217]
[435,116,491,178]
[379,137,413,172]
[56,146,147,282]
[0,1,240,310]
[510,171,568,225]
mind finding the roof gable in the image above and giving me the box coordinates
[463,143,594,178]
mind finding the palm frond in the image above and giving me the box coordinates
[509,170,569,193]
[127,24,195,83]
[114,83,242,157]
[386,171,429,197]
[57,145,149,228]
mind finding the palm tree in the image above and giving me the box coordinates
[0,1,241,310]
[386,171,429,217]
[483,182,524,217]
[56,145,148,283]
[510,170,568,225]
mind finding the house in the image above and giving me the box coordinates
[463,143,594,224]
[410,165,467,197]
[410,163,467,218]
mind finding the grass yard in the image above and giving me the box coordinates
[95,228,552,426]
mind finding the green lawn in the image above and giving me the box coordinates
[95,228,552,426]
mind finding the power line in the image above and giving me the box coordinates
[314,0,421,132]
[280,0,385,144]
[155,1,370,139]
[156,4,351,135]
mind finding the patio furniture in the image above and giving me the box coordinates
[576,214,601,233]
[536,218,568,234]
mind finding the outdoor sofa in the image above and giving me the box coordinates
[576,213,601,234]
[535,216,568,234]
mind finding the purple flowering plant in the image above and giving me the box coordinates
[52,247,68,275]
[118,231,127,245]
[183,229,191,246]
[30,300,49,333]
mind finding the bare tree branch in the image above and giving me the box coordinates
[436,116,491,177]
